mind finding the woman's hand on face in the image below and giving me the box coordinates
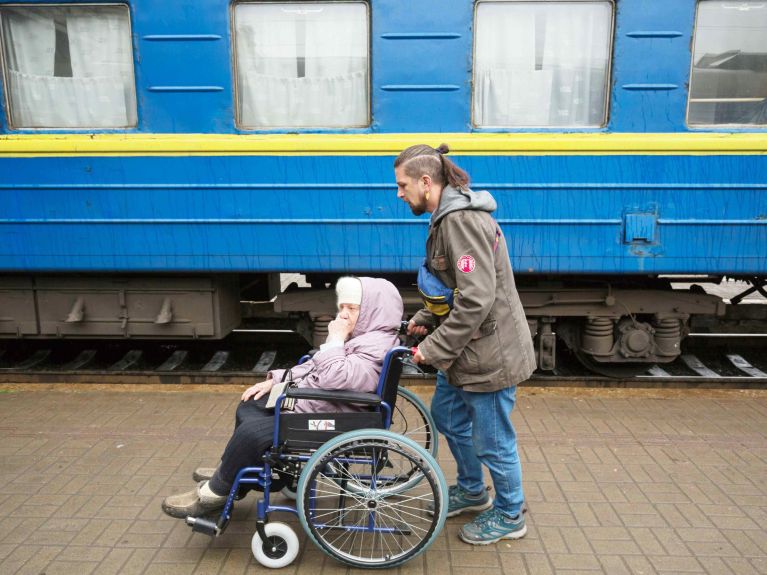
[327,315,353,342]
[241,379,274,402]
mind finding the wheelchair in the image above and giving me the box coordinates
[185,347,448,569]
[278,384,438,500]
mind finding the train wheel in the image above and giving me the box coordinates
[575,351,653,378]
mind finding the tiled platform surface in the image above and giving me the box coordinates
[0,384,765,575]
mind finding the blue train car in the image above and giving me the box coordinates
[0,0,765,374]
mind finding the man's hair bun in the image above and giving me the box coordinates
[436,143,450,155]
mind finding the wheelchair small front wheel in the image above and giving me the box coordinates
[251,522,299,569]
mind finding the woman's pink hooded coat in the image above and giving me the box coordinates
[268,277,404,413]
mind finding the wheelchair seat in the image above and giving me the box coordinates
[276,346,409,450]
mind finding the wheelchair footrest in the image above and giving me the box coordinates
[186,516,220,536]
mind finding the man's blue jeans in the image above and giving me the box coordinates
[431,371,524,517]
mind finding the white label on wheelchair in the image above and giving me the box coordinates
[308,419,336,431]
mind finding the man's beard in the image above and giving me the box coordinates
[409,201,426,216]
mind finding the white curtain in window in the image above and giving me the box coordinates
[474,2,611,127]
[3,11,55,127]
[236,3,368,128]
[9,70,130,127]
[474,12,553,126]
[2,7,135,128]
[67,8,137,126]
[541,5,610,126]
[3,11,55,74]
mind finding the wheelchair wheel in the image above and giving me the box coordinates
[281,483,297,500]
[251,522,300,569]
[292,388,438,499]
[341,387,436,495]
[276,460,302,501]
[392,387,437,457]
[297,429,447,569]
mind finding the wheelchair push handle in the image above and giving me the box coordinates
[399,319,431,351]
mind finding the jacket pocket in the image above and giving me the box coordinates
[452,321,502,378]
[430,254,448,271]
[472,318,497,340]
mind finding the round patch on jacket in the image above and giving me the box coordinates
[457,255,476,273]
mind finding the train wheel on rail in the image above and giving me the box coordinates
[574,351,653,379]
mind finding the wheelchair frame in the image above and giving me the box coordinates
[185,346,447,569]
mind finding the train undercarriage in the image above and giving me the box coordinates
[0,273,764,378]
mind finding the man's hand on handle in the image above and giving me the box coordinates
[407,320,429,364]
[407,319,429,338]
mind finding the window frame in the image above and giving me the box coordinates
[471,0,615,130]
[0,2,137,131]
[686,0,767,129]
[230,0,372,131]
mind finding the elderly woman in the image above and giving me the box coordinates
[162,276,404,518]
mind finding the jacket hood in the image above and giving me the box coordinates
[431,185,497,226]
[269,276,403,414]
[351,277,403,339]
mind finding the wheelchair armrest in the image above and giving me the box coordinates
[297,349,318,365]
[285,387,382,405]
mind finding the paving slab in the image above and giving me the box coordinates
[0,384,765,574]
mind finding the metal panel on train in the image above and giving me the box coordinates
[0,276,240,339]
[1,153,764,275]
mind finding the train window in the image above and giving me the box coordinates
[473,1,613,128]
[233,2,369,129]
[688,1,767,127]
[0,5,136,129]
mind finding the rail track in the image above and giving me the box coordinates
[0,331,765,388]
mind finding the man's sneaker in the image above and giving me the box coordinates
[429,485,493,518]
[458,508,527,545]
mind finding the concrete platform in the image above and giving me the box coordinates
[0,383,765,574]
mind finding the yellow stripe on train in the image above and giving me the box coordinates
[0,132,766,157]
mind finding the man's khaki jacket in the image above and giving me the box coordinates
[414,187,536,392]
